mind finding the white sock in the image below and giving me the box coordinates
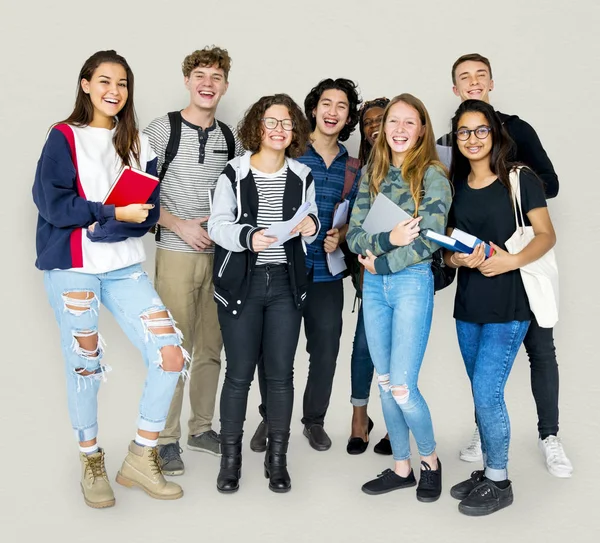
[79,443,99,455]
[135,433,158,448]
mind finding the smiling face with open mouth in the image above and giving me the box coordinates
[453,60,494,103]
[363,106,385,146]
[185,64,228,112]
[80,62,128,125]
[456,111,493,164]
[260,104,294,153]
[384,101,425,165]
[312,89,350,138]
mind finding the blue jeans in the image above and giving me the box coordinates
[350,304,374,406]
[44,264,187,442]
[456,319,530,481]
[362,263,435,461]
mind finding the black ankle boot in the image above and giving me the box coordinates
[264,433,291,493]
[217,438,242,493]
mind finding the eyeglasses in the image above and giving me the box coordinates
[455,126,492,141]
[262,117,294,131]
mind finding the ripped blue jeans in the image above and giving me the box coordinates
[44,264,188,442]
[362,263,436,461]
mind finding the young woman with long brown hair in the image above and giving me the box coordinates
[347,93,451,502]
[446,99,556,516]
[33,50,187,508]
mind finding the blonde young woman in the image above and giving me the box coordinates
[347,94,451,502]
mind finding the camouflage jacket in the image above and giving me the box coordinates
[347,165,451,275]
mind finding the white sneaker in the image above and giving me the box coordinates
[538,435,573,478]
[459,427,482,462]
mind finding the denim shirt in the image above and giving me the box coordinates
[298,143,360,283]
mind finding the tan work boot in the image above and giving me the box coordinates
[80,448,116,509]
[116,441,183,500]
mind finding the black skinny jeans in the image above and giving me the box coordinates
[523,317,560,438]
[258,278,344,427]
[218,265,302,440]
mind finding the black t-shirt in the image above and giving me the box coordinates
[447,168,547,323]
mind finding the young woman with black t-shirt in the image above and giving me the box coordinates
[445,100,556,517]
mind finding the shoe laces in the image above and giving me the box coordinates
[419,462,438,486]
[543,436,568,464]
[377,468,395,479]
[160,442,183,464]
[148,447,164,476]
[85,452,107,481]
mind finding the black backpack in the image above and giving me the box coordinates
[154,111,236,241]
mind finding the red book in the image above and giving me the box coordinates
[103,166,159,206]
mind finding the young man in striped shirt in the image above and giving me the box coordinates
[250,78,363,452]
[144,46,244,475]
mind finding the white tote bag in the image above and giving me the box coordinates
[505,168,559,328]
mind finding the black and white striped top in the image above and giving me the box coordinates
[252,165,288,265]
[144,115,244,253]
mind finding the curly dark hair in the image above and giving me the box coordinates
[358,97,390,164]
[238,94,311,159]
[303,78,361,142]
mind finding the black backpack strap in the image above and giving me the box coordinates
[217,120,236,161]
[159,111,182,181]
[155,111,182,241]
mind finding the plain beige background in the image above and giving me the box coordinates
[1,0,599,541]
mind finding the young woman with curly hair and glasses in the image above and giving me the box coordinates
[208,94,320,494]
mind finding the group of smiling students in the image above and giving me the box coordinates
[33,46,572,518]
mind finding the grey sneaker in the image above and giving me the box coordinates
[187,430,221,457]
[158,442,185,476]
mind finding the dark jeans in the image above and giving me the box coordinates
[350,303,374,406]
[258,278,344,427]
[219,265,302,439]
[523,317,560,438]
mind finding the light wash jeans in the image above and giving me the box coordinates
[456,319,530,481]
[362,262,436,461]
[44,264,188,442]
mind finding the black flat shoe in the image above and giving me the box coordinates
[303,424,332,451]
[373,437,393,456]
[416,459,442,503]
[346,418,374,455]
[450,470,485,500]
[250,420,268,453]
[458,479,514,516]
[361,468,417,495]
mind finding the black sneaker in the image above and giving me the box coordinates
[458,480,514,517]
[373,436,393,456]
[450,470,485,500]
[158,441,184,476]
[361,468,417,495]
[416,459,442,502]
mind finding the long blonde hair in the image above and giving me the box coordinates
[367,93,447,215]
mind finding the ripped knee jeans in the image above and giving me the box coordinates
[44,264,189,442]
[362,264,436,461]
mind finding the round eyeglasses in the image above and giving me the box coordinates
[455,126,492,141]
[262,117,294,131]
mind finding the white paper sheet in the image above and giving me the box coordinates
[263,201,312,248]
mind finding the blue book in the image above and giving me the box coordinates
[425,228,495,258]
